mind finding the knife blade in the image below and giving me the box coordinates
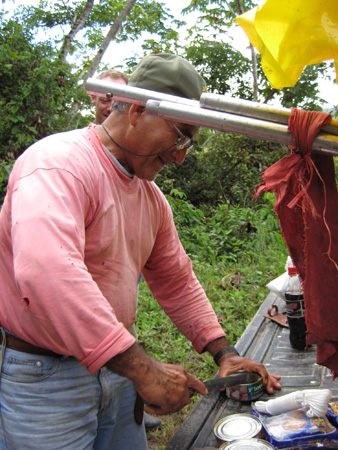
[190,372,262,396]
[204,372,259,391]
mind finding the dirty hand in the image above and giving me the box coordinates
[135,361,208,415]
[106,343,207,415]
[218,354,282,394]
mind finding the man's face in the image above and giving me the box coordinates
[91,76,126,124]
[122,113,198,182]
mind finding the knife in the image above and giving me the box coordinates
[190,372,262,396]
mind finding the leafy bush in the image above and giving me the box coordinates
[156,131,289,210]
[0,17,87,159]
[166,188,217,262]
[166,188,285,265]
[0,159,14,205]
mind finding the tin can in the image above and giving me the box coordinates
[225,372,263,402]
[219,438,274,449]
[214,414,263,447]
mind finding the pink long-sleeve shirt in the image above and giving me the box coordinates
[0,125,225,374]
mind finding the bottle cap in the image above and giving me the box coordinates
[288,266,297,275]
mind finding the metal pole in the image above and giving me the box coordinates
[146,100,338,157]
[85,78,197,107]
[200,93,338,137]
[85,79,338,156]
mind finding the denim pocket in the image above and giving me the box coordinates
[1,348,59,382]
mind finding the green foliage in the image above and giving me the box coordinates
[156,131,289,209]
[166,190,285,268]
[166,188,217,262]
[185,39,252,97]
[18,0,85,29]
[182,0,257,31]
[121,0,182,48]
[259,61,329,109]
[0,17,84,159]
[17,0,182,62]
[0,159,14,205]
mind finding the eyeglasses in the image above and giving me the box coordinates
[168,120,194,154]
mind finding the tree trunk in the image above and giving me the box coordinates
[59,0,94,63]
[67,0,137,127]
[83,0,137,83]
[249,44,259,101]
[235,0,259,100]
[264,88,278,104]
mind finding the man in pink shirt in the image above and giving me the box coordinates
[0,53,281,449]
[90,67,161,432]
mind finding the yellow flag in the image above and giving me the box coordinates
[236,0,338,89]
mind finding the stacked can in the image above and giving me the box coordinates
[219,438,274,449]
[285,265,306,350]
[214,414,263,447]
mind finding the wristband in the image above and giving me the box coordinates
[213,347,239,366]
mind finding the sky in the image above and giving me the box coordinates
[99,0,337,108]
[101,0,245,67]
[100,0,198,68]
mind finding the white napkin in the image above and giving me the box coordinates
[254,389,332,417]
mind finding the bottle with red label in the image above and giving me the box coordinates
[285,265,307,350]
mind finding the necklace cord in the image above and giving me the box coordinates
[100,123,177,157]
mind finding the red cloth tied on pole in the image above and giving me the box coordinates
[255,108,338,376]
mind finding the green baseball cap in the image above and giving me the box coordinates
[128,53,207,100]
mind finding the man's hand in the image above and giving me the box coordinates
[135,362,207,415]
[217,354,282,394]
[205,338,282,394]
[105,343,207,415]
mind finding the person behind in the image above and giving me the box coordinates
[90,69,129,125]
[0,53,281,450]
[90,68,161,433]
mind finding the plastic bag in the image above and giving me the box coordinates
[266,272,289,301]
[266,256,293,300]
[236,0,338,89]
[254,389,332,418]
[253,408,338,449]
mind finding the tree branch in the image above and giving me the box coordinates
[59,0,94,63]
[67,0,137,127]
[235,0,258,100]
[224,0,237,18]
[264,88,278,104]
[83,0,137,82]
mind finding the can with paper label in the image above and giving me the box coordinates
[225,372,263,402]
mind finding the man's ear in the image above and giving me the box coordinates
[90,94,96,106]
[129,104,146,127]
